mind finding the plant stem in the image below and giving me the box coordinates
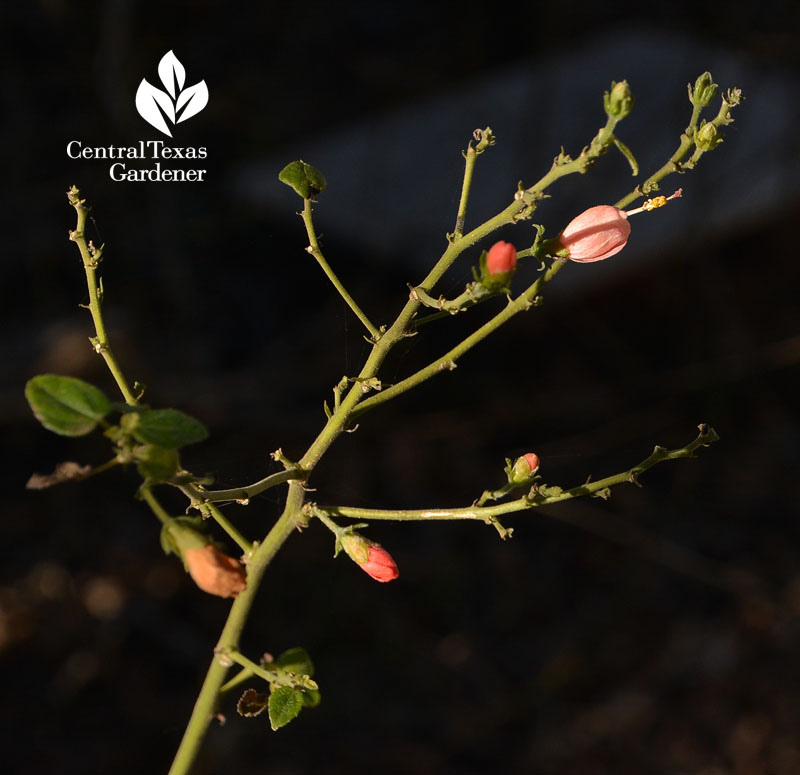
[169,115,629,772]
[179,486,254,555]
[67,187,138,406]
[353,259,565,418]
[168,482,307,775]
[140,484,173,525]
[195,467,306,502]
[312,425,719,525]
[300,199,380,340]
[219,667,253,695]
[223,649,317,689]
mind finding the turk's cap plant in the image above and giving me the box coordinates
[24,70,742,774]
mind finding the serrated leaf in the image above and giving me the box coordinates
[237,688,269,717]
[268,686,304,731]
[129,408,208,449]
[26,461,93,489]
[25,375,111,436]
[275,647,314,678]
[278,160,327,199]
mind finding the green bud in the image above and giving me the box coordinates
[695,121,723,151]
[604,81,634,120]
[509,453,540,485]
[278,160,327,199]
[689,72,718,108]
[339,532,371,564]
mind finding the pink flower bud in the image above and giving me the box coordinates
[340,532,399,582]
[486,241,517,275]
[361,544,400,582]
[184,545,247,598]
[510,452,540,484]
[558,205,630,263]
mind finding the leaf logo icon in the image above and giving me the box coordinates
[135,51,208,137]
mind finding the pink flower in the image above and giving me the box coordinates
[558,205,630,263]
[184,545,247,598]
[361,544,400,583]
[486,241,517,275]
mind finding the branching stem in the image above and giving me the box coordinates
[67,187,139,406]
[300,199,380,340]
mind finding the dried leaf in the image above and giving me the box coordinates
[26,461,92,490]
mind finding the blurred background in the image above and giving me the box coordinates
[4,1,800,773]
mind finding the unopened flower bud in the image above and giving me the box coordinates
[486,241,517,275]
[340,532,399,582]
[604,80,634,119]
[695,121,722,151]
[689,72,718,108]
[558,205,631,263]
[184,545,247,598]
[510,452,540,484]
[165,521,247,598]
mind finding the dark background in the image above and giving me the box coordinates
[4,2,800,773]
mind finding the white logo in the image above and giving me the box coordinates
[135,51,208,137]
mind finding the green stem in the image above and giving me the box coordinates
[614,88,740,209]
[314,510,343,535]
[219,667,254,695]
[179,486,254,556]
[169,115,628,772]
[224,649,317,690]
[140,484,173,525]
[168,482,307,775]
[67,187,138,406]
[313,425,719,525]
[195,467,306,503]
[301,199,380,340]
[353,260,565,418]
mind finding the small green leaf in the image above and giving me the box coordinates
[25,375,111,436]
[134,444,181,482]
[275,647,314,678]
[268,686,304,731]
[278,160,327,199]
[302,689,321,708]
[237,688,269,717]
[128,408,208,449]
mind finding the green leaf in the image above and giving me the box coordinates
[278,160,327,199]
[275,647,314,678]
[268,686,304,731]
[25,374,111,436]
[302,689,321,708]
[134,444,181,482]
[128,408,208,449]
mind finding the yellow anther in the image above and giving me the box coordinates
[643,195,668,210]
